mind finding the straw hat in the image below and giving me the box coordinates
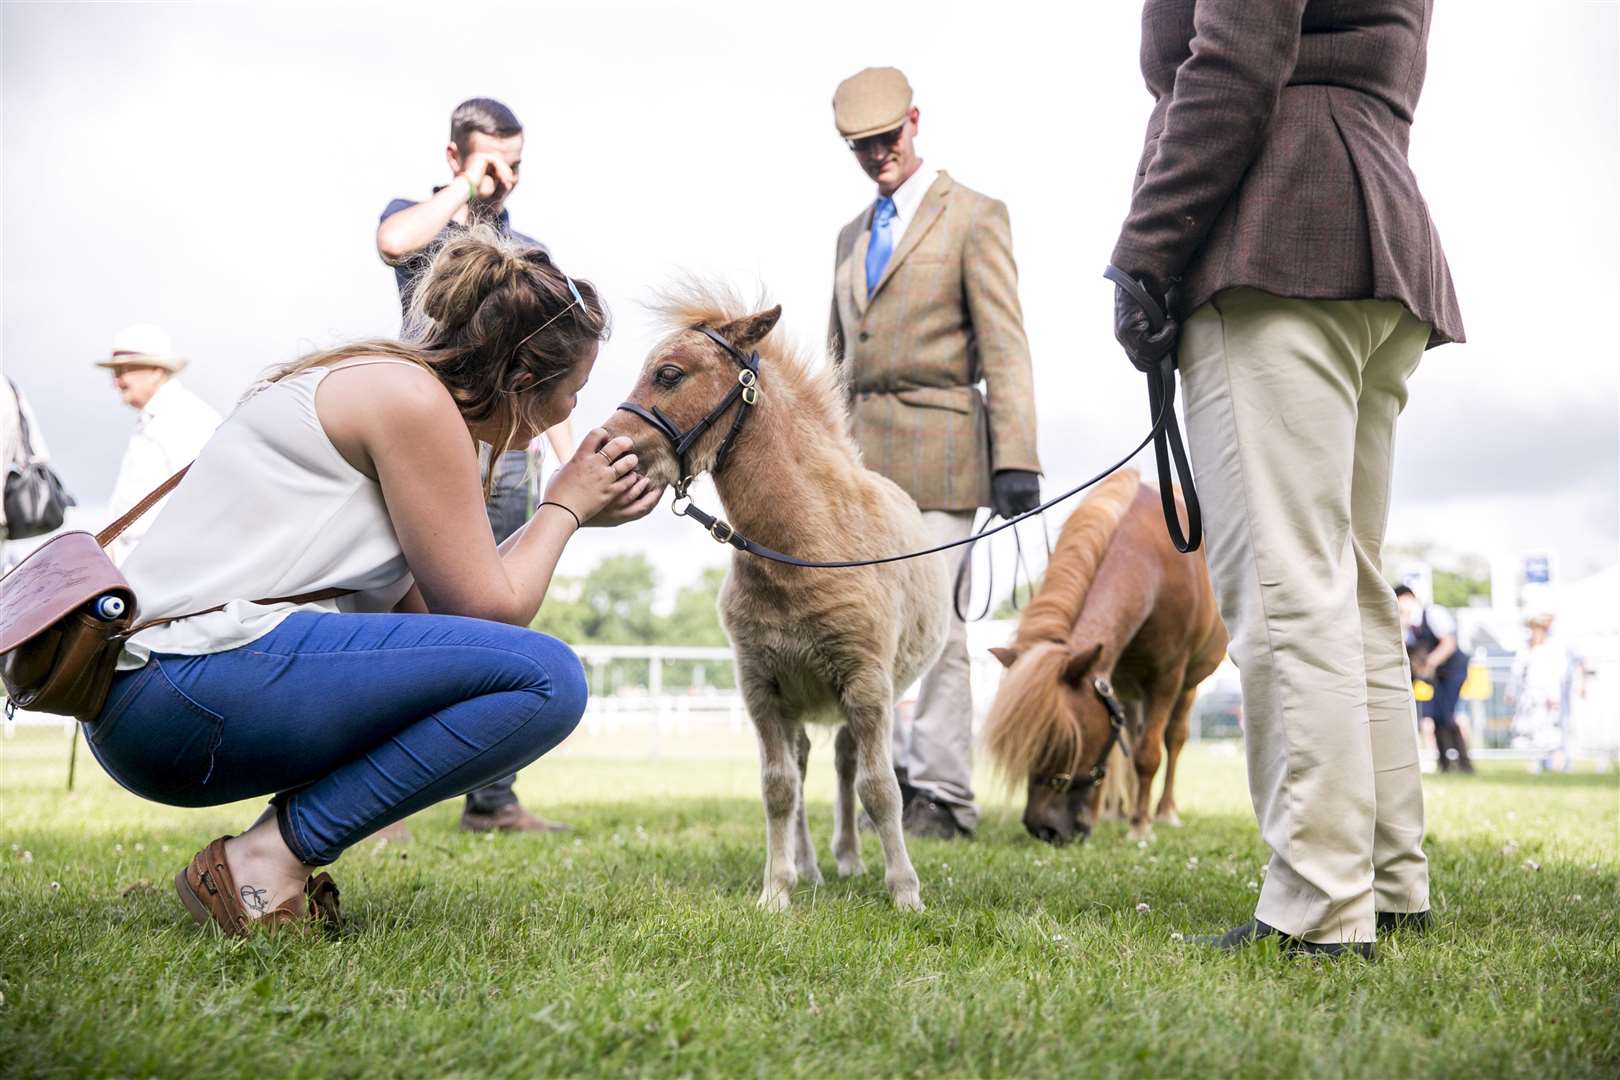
[833,67,913,139]
[94,324,188,372]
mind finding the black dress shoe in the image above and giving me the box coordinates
[1376,909,1432,934]
[901,796,972,840]
[1189,919,1375,960]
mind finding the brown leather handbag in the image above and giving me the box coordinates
[0,467,347,722]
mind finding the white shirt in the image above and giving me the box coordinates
[117,360,416,669]
[105,378,222,565]
[881,164,939,243]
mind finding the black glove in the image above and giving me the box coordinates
[991,469,1041,519]
[1111,271,1179,374]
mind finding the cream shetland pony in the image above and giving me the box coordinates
[602,287,947,911]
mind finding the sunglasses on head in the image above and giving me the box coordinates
[514,275,586,352]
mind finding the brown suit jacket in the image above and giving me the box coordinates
[829,171,1041,512]
[1111,0,1464,345]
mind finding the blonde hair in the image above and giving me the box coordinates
[269,226,608,496]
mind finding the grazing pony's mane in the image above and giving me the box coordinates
[983,469,1143,780]
[650,281,849,439]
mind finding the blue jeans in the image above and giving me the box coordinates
[85,612,588,865]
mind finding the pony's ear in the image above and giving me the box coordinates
[1060,643,1103,688]
[988,645,1019,668]
[717,305,782,351]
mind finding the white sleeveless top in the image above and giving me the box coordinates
[116,359,420,670]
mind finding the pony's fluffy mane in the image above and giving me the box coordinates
[649,280,849,437]
[982,469,1142,781]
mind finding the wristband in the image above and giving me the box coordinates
[538,501,581,530]
[464,176,478,204]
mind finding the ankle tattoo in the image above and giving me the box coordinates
[239,884,269,914]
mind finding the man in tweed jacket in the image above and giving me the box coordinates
[1109,0,1463,957]
[828,67,1042,840]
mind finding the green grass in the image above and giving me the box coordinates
[2,725,1616,1078]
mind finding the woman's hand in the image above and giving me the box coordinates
[543,428,640,524]
[587,475,666,527]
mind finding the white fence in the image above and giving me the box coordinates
[9,627,1614,767]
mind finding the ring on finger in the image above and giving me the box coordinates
[596,449,614,463]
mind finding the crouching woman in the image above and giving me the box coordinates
[84,227,659,934]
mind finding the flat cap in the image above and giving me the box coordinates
[832,67,913,139]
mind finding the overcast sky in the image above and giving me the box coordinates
[4,0,1616,606]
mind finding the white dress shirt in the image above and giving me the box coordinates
[106,378,222,565]
[881,164,940,243]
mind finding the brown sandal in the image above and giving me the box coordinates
[174,836,343,936]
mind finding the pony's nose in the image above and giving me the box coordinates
[1025,820,1071,846]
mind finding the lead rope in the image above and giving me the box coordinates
[672,355,1190,569]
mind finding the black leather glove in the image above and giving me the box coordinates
[991,469,1042,519]
[1111,271,1179,374]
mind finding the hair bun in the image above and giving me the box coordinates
[416,225,526,327]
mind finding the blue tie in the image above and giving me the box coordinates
[865,196,897,297]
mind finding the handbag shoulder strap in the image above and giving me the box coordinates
[95,465,191,547]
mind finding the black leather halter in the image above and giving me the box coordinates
[1043,676,1132,794]
[616,325,760,500]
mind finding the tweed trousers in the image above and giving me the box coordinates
[1179,288,1431,944]
[891,509,978,830]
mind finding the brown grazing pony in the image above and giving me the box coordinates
[983,469,1227,846]
[602,287,947,911]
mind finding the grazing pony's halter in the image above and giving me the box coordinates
[615,325,760,517]
[1042,677,1132,794]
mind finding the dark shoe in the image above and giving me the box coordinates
[1189,919,1375,960]
[901,797,972,841]
[459,802,572,834]
[1376,909,1432,934]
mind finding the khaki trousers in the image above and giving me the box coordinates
[1179,288,1431,944]
[893,509,978,830]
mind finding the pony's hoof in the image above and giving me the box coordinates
[1128,822,1155,843]
[1154,809,1183,828]
[798,863,825,886]
[836,855,866,879]
[890,887,925,913]
[757,885,792,913]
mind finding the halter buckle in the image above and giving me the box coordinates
[738,369,759,406]
[671,492,693,517]
[1046,772,1074,793]
[710,519,734,544]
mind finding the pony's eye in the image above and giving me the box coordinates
[655,365,684,387]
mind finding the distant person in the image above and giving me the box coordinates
[1108,2,1463,957]
[99,325,222,565]
[2,378,73,569]
[1511,612,1577,773]
[827,67,1043,841]
[377,96,575,834]
[1396,585,1475,774]
[85,229,661,934]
